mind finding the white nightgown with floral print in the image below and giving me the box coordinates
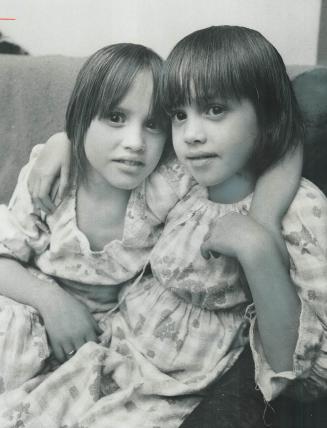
[0,147,193,393]
[0,166,326,428]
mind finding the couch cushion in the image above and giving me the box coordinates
[0,55,84,203]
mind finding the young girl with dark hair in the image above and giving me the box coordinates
[0,42,170,381]
[0,26,324,428]
[160,24,327,403]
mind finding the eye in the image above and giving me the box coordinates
[108,111,126,124]
[170,110,187,122]
[145,118,163,133]
[206,105,225,117]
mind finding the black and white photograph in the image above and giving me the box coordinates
[0,1,326,427]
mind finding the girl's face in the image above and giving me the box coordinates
[171,97,258,202]
[84,70,166,191]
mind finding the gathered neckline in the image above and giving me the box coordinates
[65,180,146,255]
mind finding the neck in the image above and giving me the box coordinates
[208,171,256,204]
[80,166,131,208]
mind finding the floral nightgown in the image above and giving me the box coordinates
[0,147,193,393]
[0,167,326,428]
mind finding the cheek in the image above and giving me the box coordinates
[147,137,166,167]
[172,128,183,155]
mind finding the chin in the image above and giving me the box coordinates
[115,177,145,190]
[192,173,221,188]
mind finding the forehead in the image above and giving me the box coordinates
[117,70,154,116]
[121,70,153,100]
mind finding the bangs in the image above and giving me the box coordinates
[96,50,168,130]
[160,26,303,175]
[66,43,168,181]
[96,59,142,119]
[161,28,257,111]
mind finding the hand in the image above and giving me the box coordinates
[39,288,102,363]
[28,132,71,215]
[201,213,267,260]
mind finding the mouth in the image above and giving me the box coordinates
[112,158,145,167]
[186,153,219,165]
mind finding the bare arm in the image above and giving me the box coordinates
[237,224,300,372]
[250,145,303,261]
[0,257,101,362]
[201,213,300,372]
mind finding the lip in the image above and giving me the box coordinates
[186,152,219,166]
[112,157,145,167]
[186,152,219,160]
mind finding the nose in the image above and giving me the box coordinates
[122,124,145,152]
[184,115,207,145]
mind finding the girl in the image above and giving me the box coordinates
[0,26,322,428]
[0,42,171,387]
[158,24,327,403]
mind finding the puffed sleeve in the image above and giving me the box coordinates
[249,178,327,401]
[0,145,50,262]
[145,154,196,222]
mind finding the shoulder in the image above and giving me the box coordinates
[286,178,327,221]
[283,178,327,254]
[8,145,44,210]
[144,154,197,222]
[152,153,196,198]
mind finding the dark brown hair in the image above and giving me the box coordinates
[66,43,168,179]
[160,26,303,175]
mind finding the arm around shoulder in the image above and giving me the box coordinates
[248,181,327,401]
[27,132,72,214]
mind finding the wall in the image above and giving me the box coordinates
[0,0,322,65]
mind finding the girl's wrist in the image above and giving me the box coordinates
[33,281,67,315]
[236,224,275,265]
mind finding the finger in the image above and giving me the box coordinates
[50,179,60,203]
[63,342,77,360]
[58,165,70,201]
[38,182,57,213]
[51,342,66,363]
[85,331,100,344]
[27,173,37,196]
[200,241,220,260]
[32,215,50,233]
[87,319,103,341]
[29,179,41,208]
[200,241,212,260]
[38,176,54,203]
[36,195,55,215]
[71,337,86,352]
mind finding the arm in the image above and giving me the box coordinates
[237,223,300,372]
[0,257,101,362]
[203,182,327,401]
[201,213,300,373]
[250,145,303,262]
[0,157,101,362]
[27,132,72,214]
